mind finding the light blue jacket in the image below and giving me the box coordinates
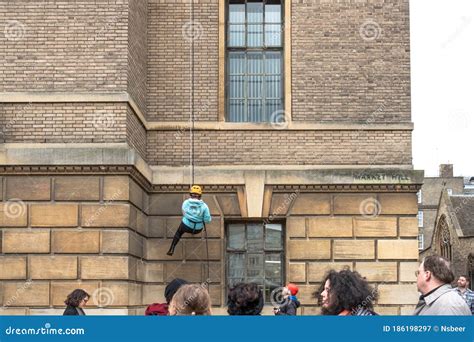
[182,198,212,230]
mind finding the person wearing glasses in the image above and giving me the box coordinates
[413,255,471,315]
[63,289,90,315]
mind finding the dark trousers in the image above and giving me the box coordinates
[168,222,202,252]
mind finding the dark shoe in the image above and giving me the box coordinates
[166,247,174,256]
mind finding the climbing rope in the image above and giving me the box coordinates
[189,0,195,187]
[189,0,209,285]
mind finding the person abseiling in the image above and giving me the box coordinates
[167,185,212,256]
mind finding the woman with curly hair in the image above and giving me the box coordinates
[227,283,264,315]
[168,284,212,315]
[316,269,378,316]
[63,289,90,315]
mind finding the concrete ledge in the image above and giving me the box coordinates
[151,165,423,186]
[0,143,423,187]
[0,143,153,183]
[146,121,414,131]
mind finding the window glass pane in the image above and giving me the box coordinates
[247,223,264,251]
[248,75,263,99]
[228,24,245,47]
[228,224,246,250]
[229,51,246,74]
[229,4,245,23]
[228,253,245,283]
[247,24,263,47]
[265,51,282,74]
[247,2,263,23]
[265,254,282,278]
[265,76,281,99]
[265,24,281,46]
[265,4,281,23]
[229,75,245,98]
[248,99,263,122]
[247,52,263,74]
[247,253,264,284]
[265,99,283,122]
[229,99,246,122]
[265,278,281,303]
[265,224,282,249]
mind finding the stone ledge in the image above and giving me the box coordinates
[0,144,423,192]
[0,92,414,132]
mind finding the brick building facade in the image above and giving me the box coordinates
[0,0,422,315]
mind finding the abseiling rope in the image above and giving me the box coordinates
[188,0,209,285]
[189,0,195,187]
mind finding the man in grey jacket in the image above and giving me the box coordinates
[413,255,471,315]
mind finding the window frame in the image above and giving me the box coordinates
[418,230,424,250]
[225,0,285,123]
[225,220,285,304]
[418,210,424,228]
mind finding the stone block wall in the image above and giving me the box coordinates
[281,192,420,315]
[1,174,421,315]
[0,174,148,315]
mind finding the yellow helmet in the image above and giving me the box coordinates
[190,185,203,195]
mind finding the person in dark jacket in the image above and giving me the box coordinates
[274,283,300,316]
[145,278,189,315]
[63,289,89,315]
[227,283,264,315]
[167,185,212,256]
[315,269,378,316]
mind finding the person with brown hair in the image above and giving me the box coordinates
[414,255,471,315]
[455,275,474,315]
[63,289,90,315]
[227,283,264,316]
[168,284,212,316]
[315,269,377,316]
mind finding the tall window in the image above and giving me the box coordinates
[437,216,452,261]
[417,190,422,204]
[418,210,424,228]
[418,230,424,250]
[226,222,284,302]
[227,0,284,122]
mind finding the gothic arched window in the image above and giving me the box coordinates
[437,216,452,261]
